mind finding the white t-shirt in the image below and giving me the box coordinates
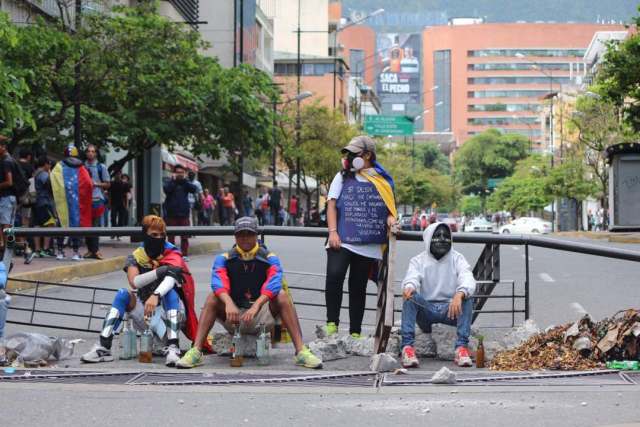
[327,170,384,260]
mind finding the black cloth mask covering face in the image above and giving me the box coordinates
[430,225,452,260]
[144,234,166,259]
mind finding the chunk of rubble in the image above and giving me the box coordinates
[211,332,257,357]
[370,353,400,372]
[430,366,457,384]
[308,338,347,361]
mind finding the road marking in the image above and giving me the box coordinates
[539,273,555,283]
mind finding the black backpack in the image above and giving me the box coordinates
[10,158,29,199]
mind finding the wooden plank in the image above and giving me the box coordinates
[384,233,396,327]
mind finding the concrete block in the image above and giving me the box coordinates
[431,366,457,384]
[308,338,347,361]
[212,332,257,357]
[370,353,400,372]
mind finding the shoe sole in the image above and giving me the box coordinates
[175,360,203,369]
[455,358,473,367]
[81,356,114,363]
[401,361,419,368]
[295,360,323,369]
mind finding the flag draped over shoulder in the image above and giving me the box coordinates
[359,161,398,218]
[50,161,93,227]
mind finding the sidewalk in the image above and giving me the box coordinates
[7,236,222,290]
[555,231,640,244]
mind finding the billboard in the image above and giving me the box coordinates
[376,33,422,105]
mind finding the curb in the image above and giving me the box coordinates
[7,240,222,291]
[555,231,640,244]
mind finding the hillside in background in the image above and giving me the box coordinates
[344,0,637,31]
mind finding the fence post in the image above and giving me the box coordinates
[525,243,530,319]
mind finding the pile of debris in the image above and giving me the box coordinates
[491,309,640,371]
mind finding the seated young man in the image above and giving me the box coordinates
[81,215,200,366]
[176,216,322,369]
[400,222,476,368]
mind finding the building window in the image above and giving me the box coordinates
[468,116,539,126]
[468,104,541,112]
[468,76,571,85]
[350,49,365,79]
[467,62,572,71]
[467,49,585,58]
[433,50,451,132]
[468,90,550,98]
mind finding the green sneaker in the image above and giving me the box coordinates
[175,347,203,369]
[325,322,338,336]
[350,332,363,339]
[294,346,323,369]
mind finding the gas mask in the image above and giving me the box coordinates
[144,234,166,259]
[342,152,365,171]
[430,225,452,260]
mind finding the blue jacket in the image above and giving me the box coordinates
[163,178,196,218]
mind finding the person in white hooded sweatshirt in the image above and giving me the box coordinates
[400,222,476,368]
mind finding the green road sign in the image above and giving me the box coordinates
[364,115,414,136]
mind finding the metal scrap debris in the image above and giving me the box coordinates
[491,309,640,371]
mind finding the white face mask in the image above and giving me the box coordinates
[351,157,365,171]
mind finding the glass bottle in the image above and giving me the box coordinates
[128,318,137,359]
[138,326,153,363]
[120,316,132,360]
[230,326,243,367]
[256,323,270,366]
[475,337,485,369]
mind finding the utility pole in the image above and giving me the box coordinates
[295,0,301,200]
[272,100,277,188]
[73,0,82,147]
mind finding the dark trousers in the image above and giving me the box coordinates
[86,216,101,254]
[166,216,189,256]
[325,247,375,335]
[111,205,129,227]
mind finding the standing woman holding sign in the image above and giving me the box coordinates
[324,136,398,338]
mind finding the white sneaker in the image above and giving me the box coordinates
[165,344,181,367]
[72,253,82,261]
[81,343,114,363]
[56,253,65,260]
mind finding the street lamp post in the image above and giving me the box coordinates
[332,8,384,109]
[516,52,557,231]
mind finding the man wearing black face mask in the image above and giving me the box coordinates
[81,215,202,366]
[399,222,476,368]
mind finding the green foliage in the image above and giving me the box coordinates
[414,142,450,175]
[379,144,456,209]
[597,6,640,132]
[458,195,482,216]
[545,159,597,202]
[453,129,529,197]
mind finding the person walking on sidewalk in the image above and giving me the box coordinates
[51,145,93,261]
[0,137,17,256]
[81,215,200,366]
[16,147,36,263]
[32,156,57,258]
[176,216,322,369]
[163,164,196,260]
[399,222,476,369]
[221,187,235,225]
[84,144,110,259]
[269,186,282,226]
[200,188,215,226]
[187,170,203,226]
[324,136,398,339]
[108,170,132,236]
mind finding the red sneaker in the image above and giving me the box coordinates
[454,346,472,367]
[401,345,419,368]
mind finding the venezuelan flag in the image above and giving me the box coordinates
[51,161,93,228]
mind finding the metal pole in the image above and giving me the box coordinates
[411,133,415,171]
[524,243,530,319]
[272,101,277,187]
[73,0,82,147]
[333,31,337,109]
[549,71,555,232]
[295,0,301,199]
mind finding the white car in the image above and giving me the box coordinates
[464,217,494,232]
[499,217,552,234]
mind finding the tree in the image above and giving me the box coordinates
[0,13,32,134]
[415,141,450,175]
[486,155,552,216]
[453,129,529,199]
[458,195,482,216]
[597,7,640,132]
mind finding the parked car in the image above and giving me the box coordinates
[464,217,494,233]
[399,215,414,231]
[499,217,552,234]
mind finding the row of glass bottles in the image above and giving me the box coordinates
[229,324,271,367]
[119,315,153,363]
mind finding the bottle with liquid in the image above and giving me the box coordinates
[138,326,153,363]
[256,323,270,366]
[120,316,133,360]
[475,337,485,369]
[230,326,243,367]
[128,318,138,359]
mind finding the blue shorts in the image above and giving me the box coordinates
[0,195,17,226]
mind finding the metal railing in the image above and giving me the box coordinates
[7,226,640,351]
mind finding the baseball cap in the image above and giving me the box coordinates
[342,135,376,155]
[234,216,258,234]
